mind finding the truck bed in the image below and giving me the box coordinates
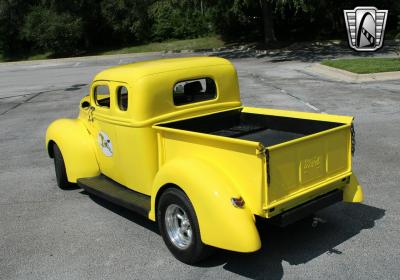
[159,109,343,147]
[155,108,352,218]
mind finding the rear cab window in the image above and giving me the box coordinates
[173,78,217,106]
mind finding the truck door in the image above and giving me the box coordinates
[111,82,157,195]
[88,81,120,181]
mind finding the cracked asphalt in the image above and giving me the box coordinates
[0,53,399,279]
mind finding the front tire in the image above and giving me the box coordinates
[157,188,212,264]
[53,144,72,189]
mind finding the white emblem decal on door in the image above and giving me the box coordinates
[98,131,113,157]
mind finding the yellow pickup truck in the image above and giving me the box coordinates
[46,57,363,264]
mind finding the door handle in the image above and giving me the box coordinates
[88,106,95,122]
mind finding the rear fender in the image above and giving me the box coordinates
[150,157,261,253]
[46,119,99,182]
[343,173,363,203]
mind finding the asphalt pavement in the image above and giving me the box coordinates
[0,52,399,279]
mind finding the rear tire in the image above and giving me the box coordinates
[53,144,72,189]
[157,188,213,264]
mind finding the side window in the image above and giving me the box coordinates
[117,86,128,111]
[94,85,110,108]
[173,78,217,106]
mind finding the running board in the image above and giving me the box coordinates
[77,175,151,217]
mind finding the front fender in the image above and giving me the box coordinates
[150,157,261,253]
[46,119,99,182]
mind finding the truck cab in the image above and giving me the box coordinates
[46,57,363,264]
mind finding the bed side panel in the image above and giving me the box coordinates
[243,107,354,124]
[156,128,265,216]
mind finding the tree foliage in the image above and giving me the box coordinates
[149,0,213,40]
[0,0,399,58]
[22,6,83,54]
[0,0,33,56]
[100,0,151,43]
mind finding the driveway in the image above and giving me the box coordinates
[0,52,399,279]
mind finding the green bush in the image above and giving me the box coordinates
[149,0,212,41]
[100,0,150,44]
[22,6,83,55]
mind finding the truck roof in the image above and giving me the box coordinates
[94,56,232,83]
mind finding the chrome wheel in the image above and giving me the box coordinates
[165,204,193,249]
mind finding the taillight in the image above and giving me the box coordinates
[231,197,245,208]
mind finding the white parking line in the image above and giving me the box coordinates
[255,75,322,112]
[305,102,320,112]
[279,89,321,112]
[25,63,65,69]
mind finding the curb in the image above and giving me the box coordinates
[0,47,226,66]
[308,63,400,82]
[0,50,206,66]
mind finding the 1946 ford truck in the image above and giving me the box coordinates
[46,57,363,264]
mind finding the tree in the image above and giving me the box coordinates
[149,0,212,41]
[0,0,34,57]
[1,0,400,58]
[260,0,276,44]
[100,0,151,44]
[22,6,83,55]
[226,0,278,44]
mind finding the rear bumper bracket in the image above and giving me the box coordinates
[269,189,343,227]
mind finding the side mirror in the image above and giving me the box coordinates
[81,101,90,109]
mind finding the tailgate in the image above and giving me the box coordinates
[265,124,352,209]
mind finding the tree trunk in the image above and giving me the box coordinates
[260,0,276,44]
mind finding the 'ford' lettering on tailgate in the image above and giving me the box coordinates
[303,156,321,170]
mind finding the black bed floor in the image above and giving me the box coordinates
[237,129,304,146]
[211,125,304,147]
[159,109,342,147]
